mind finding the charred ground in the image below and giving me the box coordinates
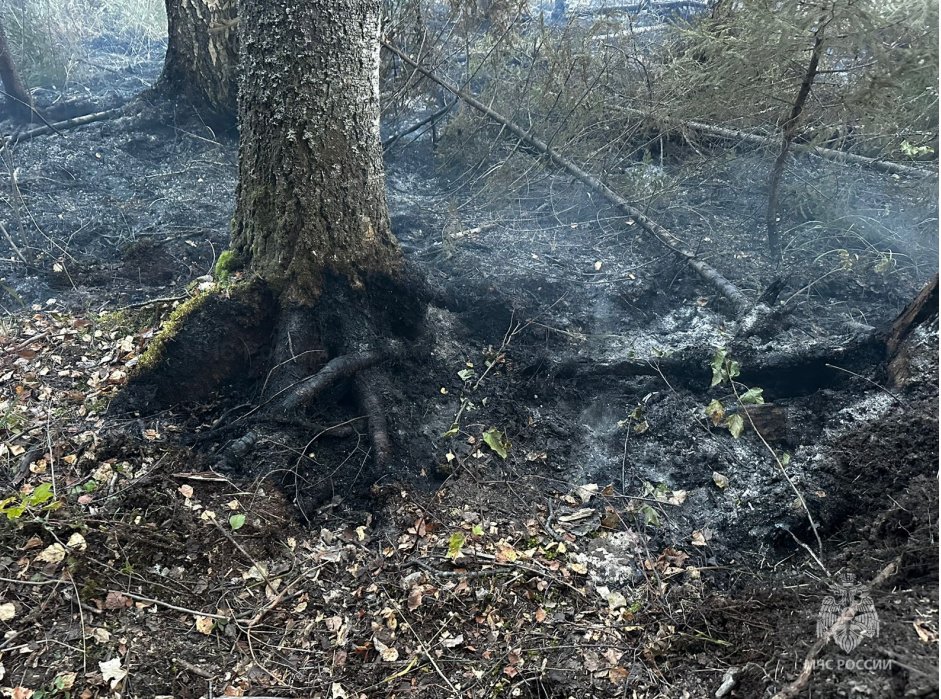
[0,31,937,699]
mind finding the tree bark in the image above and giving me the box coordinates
[156,0,238,123]
[233,0,403,303]
[0,18,35,123]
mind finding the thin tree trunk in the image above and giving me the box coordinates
[766,23,827,261]
[0,18,35,123]
[234,0,402,303]
[156,0,238,122]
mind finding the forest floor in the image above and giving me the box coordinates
[0,32,938,699]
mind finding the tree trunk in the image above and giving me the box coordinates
[233,0,403,303]
[765,19,827,261]
[156,0,238,123]
[118,0,422,477]
[0,18,35,123]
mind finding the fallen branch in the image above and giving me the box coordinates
[382,41,753,318]
[6,107,124,145]
[771,557,901,699]
[659,115,936,179]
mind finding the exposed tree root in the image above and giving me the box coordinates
[355,370,392,466]
[274,351,386,413]
[382,41,755,320]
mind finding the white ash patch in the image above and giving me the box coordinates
[572,529,645,586]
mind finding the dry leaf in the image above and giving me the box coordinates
[407,586,424,611]
[99,657,127,688]
[913,620,938,643]
[0,603,16,621]
[373,636,399,662]
[178,484,194,498]
[441,633,464,648]
[66,533,87,551]
[35,543,66,564]
[195,615,215,635]
[608,666,630,685]
[104,591,130,610]
[712,471,729,489]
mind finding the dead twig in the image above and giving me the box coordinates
[108,590,230,621]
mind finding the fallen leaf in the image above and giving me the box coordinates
[712,471,729,489]
[104,591,130,610]
[53,672,77,691]
[609,666,630,685]
[373,636,399,661]
[35,543,66,564]
[99,657,127,688]
[66,532,87,551]
[178,484,194,498]
[195,615,215,635]
[441,633,464,648]
[0,603,16,621]
[913,620,938,643]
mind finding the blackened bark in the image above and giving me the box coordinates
[0,18,35,123]
[157,0,238,123]
[233,0,402,303]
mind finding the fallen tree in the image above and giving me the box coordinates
[382,41,754,319]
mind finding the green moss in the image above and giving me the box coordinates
[214,249,243,281]
[134,291,214,374]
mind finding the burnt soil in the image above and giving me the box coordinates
[0,37,937,699]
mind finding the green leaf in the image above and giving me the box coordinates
[442,423,460,438]
[725,414,745,438]
[28,482,54,506]
[482,428,510,459]
[727,360,741,380]
[739,387,764,405]
[457,368,475,381]
[229,514,246,531]
[471,523,485,536]
[4,504,25,520]
[638,503,660,527]
[446,531,465,560]
[780,452,791,467]
[710,349,727,387]
[705,399,725,426]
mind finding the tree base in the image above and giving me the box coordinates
[112,270,428,480]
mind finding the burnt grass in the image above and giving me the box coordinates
[0,39,938,699]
